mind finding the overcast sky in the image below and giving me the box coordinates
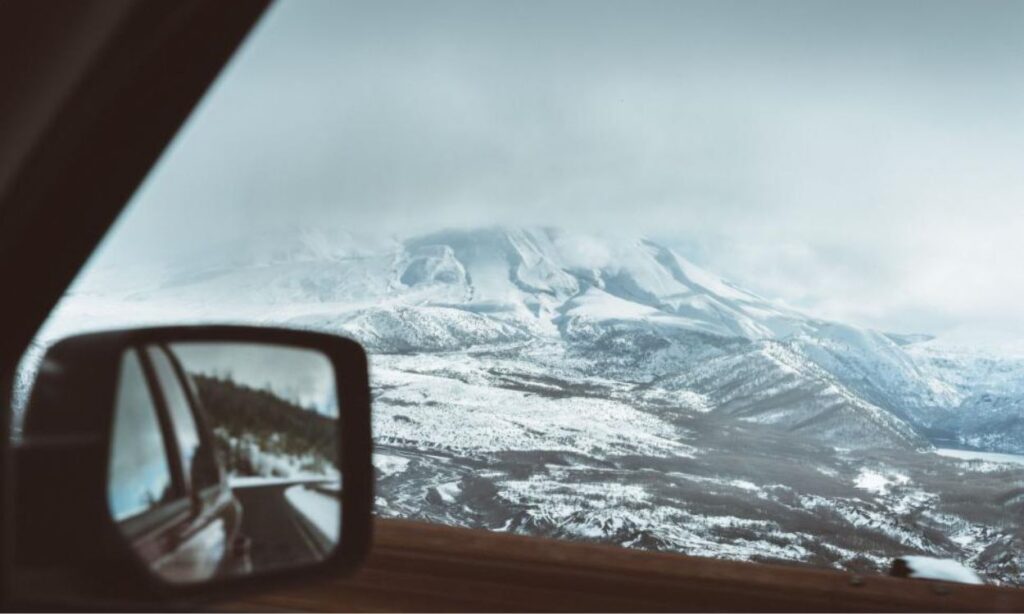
[93,0,1024,341]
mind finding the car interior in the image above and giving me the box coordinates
[3,0,1024,612]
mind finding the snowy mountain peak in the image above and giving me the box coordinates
[394,226,798,338]
[40,224,1013,453]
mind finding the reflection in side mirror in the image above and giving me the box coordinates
[107,342,341,583]
[14,326,370,604]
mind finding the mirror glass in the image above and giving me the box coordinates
[106,342,340,583]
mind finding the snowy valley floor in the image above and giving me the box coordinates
[368,344,1024,586]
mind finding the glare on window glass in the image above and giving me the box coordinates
[23,0,1024,587]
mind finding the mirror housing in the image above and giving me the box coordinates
[12,326,372,606]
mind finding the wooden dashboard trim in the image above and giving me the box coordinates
[221,518,1024,612]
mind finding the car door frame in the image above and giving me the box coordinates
[0,3,272,606]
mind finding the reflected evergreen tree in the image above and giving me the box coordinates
[192,374,338,477]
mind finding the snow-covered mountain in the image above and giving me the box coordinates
[35,226,1012,452]
[907,342,1024,452]
[21,225,1024,585]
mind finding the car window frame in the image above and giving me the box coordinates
[0,2,383,609]
[3,0,1023,608]
[144,345,220,496]
[156,343,227,504]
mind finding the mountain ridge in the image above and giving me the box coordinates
[35,225,1022,453]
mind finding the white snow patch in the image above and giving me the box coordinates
[854,468,909,495]
[935,448,1024,467]
[374,453,411,477]
[728,479,760,492]
[433,481,462,504]
[900,556,983,585]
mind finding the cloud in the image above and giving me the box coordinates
[88,0,1024,340]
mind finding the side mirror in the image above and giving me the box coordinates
[12,326,372,605]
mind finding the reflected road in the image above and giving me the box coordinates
[233,482,337,571]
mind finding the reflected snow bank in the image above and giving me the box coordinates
[285,484,340,543]
[230,475,337,488]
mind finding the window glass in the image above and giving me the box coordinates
[147,346,219,492]
[20,0,1024,587]
[108,350,175,521]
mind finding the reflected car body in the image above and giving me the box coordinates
[111,344,250,583]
